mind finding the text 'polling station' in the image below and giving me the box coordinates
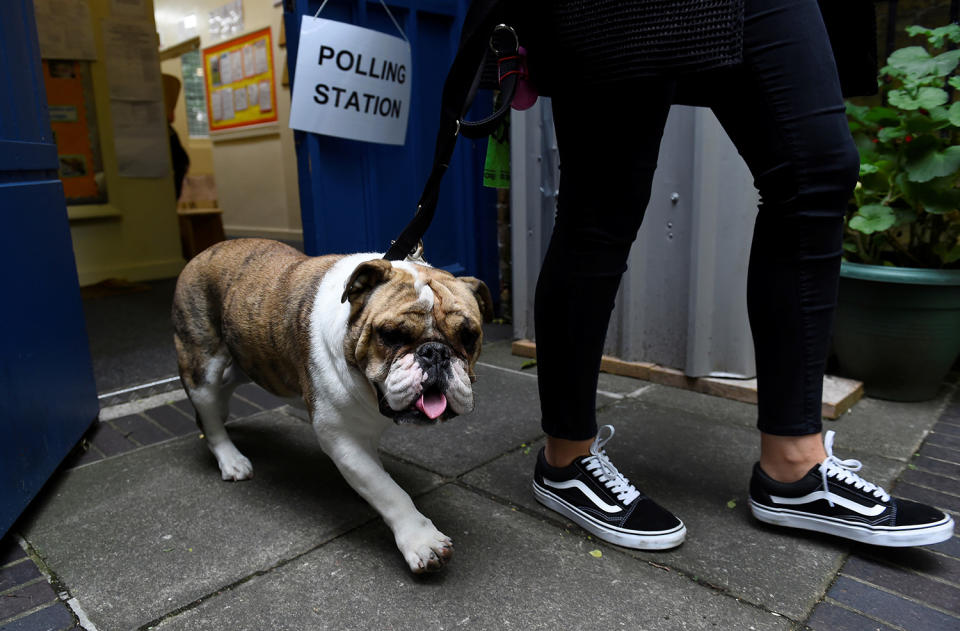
[314,45,407,118]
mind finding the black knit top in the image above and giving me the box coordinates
[522,0,745,92]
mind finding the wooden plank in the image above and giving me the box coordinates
[510,339,863,420]
[511,339,537,358]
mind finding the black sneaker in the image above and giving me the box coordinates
[532,425,686,550]
[750,430,955,547]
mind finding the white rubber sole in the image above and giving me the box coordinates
[750,499,955,547]
[533,481,686,550]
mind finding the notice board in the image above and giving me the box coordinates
[202,27,278,133]
[42,60,105,203]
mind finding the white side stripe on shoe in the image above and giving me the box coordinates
[769,491,887,517]
[543,478,623,513]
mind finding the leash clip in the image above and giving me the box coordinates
[489,24,518,56]
[406,240,426,263]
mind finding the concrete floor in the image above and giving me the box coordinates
[4,339,959,630]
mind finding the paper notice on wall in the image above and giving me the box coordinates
[234,86,247,112]
[230,51,243,83]
[110,0,147,15]
[101,18,162,101]
[258,80,272,112]
[221,87,235,120]
[242,44,256,78]
[254,40,269,75]
[211,90,223,121]
[110,100,169,178]
[219,53,232,84]
[34,0,98,60]
[289,17,411,145]
[246,83,259,109]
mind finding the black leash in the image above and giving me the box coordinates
[383,3,519,262]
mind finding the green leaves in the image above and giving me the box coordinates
[888,87,949,110]
[906,24,960,48]
[884,47,960,81]
[897,173,960,214]
[844,24,960,269]
[877,126,906,142]
[949,102,960,127]
[903,139,960,182]
[849,205,897,234]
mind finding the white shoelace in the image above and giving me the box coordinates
[820,430,890,507]
[582,425,641,505]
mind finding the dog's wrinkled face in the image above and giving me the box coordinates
[341,259,493,425]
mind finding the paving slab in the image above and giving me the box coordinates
[17,411,442,631]
[481,342,954,462]
[636,383,761,431]
[153,485,792,631]
[822,391,955,463]
[461,396,905,620]
[477,340,645,397]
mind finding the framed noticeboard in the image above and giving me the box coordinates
[42,60,107,204]
[202,27,278,134]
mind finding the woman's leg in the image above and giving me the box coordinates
[700,0,859,479]
[536,82,675,459]
[532,85,689,551]
[704,0,952,546]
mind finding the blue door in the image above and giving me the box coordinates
[284,0,498,292]
[0,0,99,537]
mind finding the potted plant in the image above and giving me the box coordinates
[837,24,960,401]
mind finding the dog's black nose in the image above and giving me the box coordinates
[416,342,450,365]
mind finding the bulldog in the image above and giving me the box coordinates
[171,238,492,573]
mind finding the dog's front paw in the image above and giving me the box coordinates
[396,522,453,574]
[213,446,254,481]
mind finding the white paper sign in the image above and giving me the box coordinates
[211,90,223,121]
[230,51,243,82]
[243,44,256,78]
[289,17,411,146]
[221,87,235,119]
[234,86,247,111]
[219,52,232,83]
[254,40,269,75]
[34,0,98,60]
[102,18,162,101]
[110,100,169,178]
[259,80,272,112]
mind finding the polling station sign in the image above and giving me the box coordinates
[289,17,411,145]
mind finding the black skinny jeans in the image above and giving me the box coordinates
[535,0,861,440]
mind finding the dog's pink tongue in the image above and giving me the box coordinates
[416,391,447,420]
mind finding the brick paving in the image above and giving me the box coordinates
[804,396,960,630]
[59,385,290,471]
[0,538,77,631]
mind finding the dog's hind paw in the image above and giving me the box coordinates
[398,526,453,574]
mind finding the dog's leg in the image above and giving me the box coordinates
[181,348,253,481]
[313,420,453,573]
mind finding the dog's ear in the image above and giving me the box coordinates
[342,259,393,306]
[457,276,495,323]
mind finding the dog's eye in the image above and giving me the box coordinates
[377,327,408,347]
[459,326,480,353]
